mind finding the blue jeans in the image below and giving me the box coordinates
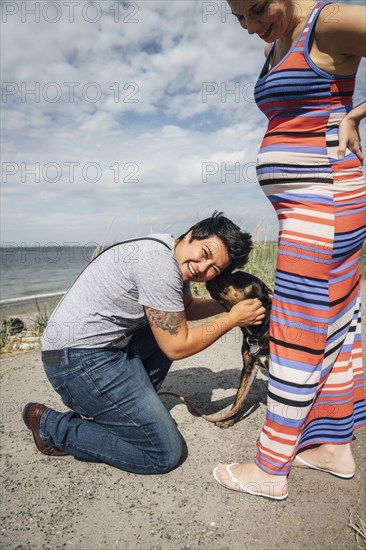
[40,326,184,474]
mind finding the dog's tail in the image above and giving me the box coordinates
[158,362,260,424]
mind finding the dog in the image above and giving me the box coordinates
[206,271,272,428]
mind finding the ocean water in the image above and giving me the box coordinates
[0,245,97,304]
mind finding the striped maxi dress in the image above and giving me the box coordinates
[253,1,366,476]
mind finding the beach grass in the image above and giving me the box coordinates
[348,513,366,548]
[192,238,366,298]
[0,301,50,353]
[31,300,50,336]
[0,319,14,348]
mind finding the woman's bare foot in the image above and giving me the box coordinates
[293,443,355,477]
[213,461,288,500]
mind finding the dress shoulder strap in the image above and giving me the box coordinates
[257,2,333,79]
[299,1,334,42]
[259,43,275,79]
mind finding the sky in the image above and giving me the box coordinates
[1,0,365,247]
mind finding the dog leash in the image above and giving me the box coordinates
[158,294,270,423]
[158,361,261,424]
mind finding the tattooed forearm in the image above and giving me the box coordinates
[146,309,185,336]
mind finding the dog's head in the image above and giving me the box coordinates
[206,271,272,336]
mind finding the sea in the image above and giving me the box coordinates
[0,245,97,305]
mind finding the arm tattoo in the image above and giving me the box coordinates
[146,309,185,336]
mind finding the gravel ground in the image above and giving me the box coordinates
[0,286,365,550]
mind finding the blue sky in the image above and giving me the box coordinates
[1,0,365,246]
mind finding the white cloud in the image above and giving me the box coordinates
[1,0,365,246]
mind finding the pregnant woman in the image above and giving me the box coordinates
[213,0,366,500]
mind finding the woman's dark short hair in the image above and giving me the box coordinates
[178,211,252,271]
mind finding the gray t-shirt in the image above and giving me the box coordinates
[42,234,188,350]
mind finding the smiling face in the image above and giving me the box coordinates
[227,0,300,42]
[175,232,231,283]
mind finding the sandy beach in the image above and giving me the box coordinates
[1,289,365,550]
[0,295,63,326]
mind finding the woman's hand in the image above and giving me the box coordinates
[228,298,266,328]
[338,102,366,162]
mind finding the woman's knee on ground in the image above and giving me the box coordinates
[146,430,185,474]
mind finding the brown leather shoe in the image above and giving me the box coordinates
[22,402,67,457]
